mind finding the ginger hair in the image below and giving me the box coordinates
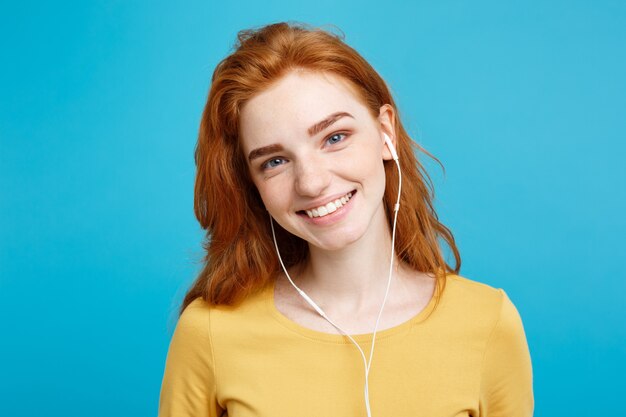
[181,22,460,313]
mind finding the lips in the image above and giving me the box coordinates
[297,190,356,218]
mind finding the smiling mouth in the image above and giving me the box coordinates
[297,190,356,218]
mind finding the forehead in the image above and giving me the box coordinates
[239,70,371,150]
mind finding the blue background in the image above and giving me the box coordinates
[1,1,624,415]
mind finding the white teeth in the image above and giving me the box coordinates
[303,191,354,218]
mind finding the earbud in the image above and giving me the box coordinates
[383,133,399,161]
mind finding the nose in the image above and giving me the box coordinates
[293,156,331,197]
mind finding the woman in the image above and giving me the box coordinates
[159,22,533,417]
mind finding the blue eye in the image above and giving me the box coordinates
[326,133,346,145]
[262,157,286,170]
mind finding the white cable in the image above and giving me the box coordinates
[367,156,401,376]
[269,153,402,417]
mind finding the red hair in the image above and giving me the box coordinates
[181,22,460,313]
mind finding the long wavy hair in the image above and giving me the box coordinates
[181,22,461,314]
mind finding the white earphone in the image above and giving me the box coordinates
[269,132,402,417]
[383,133,399,161]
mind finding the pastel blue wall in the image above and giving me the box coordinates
[1,1,624,415]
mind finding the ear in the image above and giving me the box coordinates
[378,104,397,161]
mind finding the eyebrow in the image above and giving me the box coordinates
[247,111,354,162]
[247,143,285,162]
[307,111,354,137]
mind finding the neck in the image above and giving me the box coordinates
[294,206,398,313]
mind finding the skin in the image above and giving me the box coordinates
[239,70,435,335]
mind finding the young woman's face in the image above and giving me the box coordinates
[239,70,395,251]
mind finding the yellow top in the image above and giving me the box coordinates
[159,274,534,417]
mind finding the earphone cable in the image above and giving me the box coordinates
[268,150,402,417]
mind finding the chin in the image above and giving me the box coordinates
[307,227,365,251]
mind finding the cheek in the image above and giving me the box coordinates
[255,181,288,213]
[342,147,386,187]
[255,185,272,209]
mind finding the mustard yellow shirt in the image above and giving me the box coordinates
[159,274,534,416]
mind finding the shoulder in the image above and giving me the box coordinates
[179,285,272,335]
[166,293,267,368]
[437,274,526,337]
[445,273,502,297]
[446,273,524,313]
[178,297,212,327]
[167,298,214,354]
[443,273,506,311]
